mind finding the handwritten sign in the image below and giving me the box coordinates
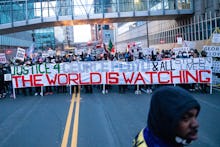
[203,46,220,57]
[4,74,12,81]
[0,53,6,64]
[213,61,220,73]
[16,47,25,61]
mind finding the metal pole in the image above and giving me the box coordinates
[69,85,72,95]
[25,0,28,24]
[146,21,149,48]
[102,84,105,94]
[13,88,16,99]
[41,86,43,96]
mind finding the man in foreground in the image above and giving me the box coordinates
[133,86,200,147]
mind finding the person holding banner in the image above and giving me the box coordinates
[0,64,5,98]
[133,86,200,147]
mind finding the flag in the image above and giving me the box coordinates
[26,43,35,58]
[108,39,113,52]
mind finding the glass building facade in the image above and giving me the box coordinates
[34,28,56,50]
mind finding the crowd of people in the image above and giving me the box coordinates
[0,47,212,99]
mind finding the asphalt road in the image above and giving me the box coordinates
[0,86,220,147]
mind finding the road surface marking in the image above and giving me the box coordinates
[71,86,81,147]
[61,86,76,147]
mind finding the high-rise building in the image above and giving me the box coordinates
[115,0,220,52]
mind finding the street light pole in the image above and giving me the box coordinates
[146,21,149,48]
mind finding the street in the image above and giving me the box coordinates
[0,86,220,147]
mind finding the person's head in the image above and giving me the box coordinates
[147,86,200,146]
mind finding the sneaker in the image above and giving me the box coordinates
[105,90,108,93]
[147,89,150,94]
[34,93,38,96]
[149,89,152,94]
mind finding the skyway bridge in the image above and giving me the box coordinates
[0,0,194,34]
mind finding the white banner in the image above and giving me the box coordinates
[16,47,26,61]
[203,46,220,57]
[11,58,212,88]
[213,61,220,73]
[0,53,7,64]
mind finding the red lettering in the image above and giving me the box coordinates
[90,72,102,84]
[199,70,211,83]
[79,73,90,85]
[158,71,170,84]
[58,74,68,85]
[33,74,43,87]
[170,71,183,83]
[22,75,33,87]
[12,75,21,88]
[46,74,57,85]
[107,72,119,84]
[69,73,79,85]
[182,70,185,83]
[134,72,146,84]
[185,70,198,83]
[145,72,157,84]
[123,72,134,84]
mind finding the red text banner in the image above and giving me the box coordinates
[11,58,212,88]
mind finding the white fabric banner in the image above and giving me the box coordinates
[11,58,213,88]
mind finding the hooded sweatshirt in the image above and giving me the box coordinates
[133,86,200,147]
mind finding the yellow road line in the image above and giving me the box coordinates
[61,86,76,147]
[71,86,81,147]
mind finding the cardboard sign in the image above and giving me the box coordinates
[0,53,7,64]
[4,74,12,81]
[213,61,220,73]
[203,46,220,57]
[16,47,25,61]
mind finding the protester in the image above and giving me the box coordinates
[133,86,200,147]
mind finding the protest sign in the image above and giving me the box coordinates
[203,46,220,57]
[177,37,183,44]
[0,53,7,64]
[11,58,212,88]
[42,53,49,58]
[183,41,196,49]
[213,61,220,73]
[212,34,220,43]
[4,74,12,81]
[173,47,190,55]
[16,47,25,61]
[142,48,156,55]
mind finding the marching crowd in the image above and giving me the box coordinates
[0,48,213,99]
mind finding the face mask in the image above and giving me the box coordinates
[175,136,190,145]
